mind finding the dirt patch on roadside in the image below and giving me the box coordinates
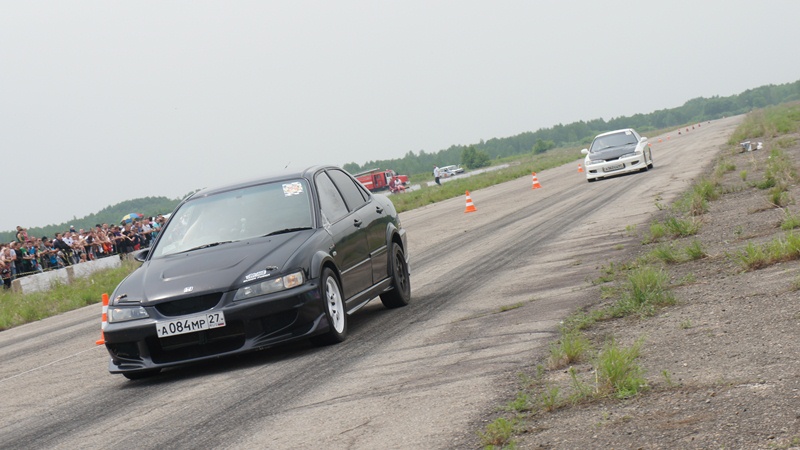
[497,132,800,449]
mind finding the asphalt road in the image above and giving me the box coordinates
[0,117,742,449]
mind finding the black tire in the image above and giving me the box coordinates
[123,369,160,380]
[311,268,347,346]
[647,150,654,169]
[380,242,411,309]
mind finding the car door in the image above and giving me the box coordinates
[315,171,371,300]
[326,169,389,285]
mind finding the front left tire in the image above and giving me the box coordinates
[311,268,347,346]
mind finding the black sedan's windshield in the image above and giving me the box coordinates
[152,180,314,258]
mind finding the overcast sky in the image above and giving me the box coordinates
[2,1,799,231]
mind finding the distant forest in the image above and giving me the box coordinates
[4,79,799,242]
[343,78,800,176]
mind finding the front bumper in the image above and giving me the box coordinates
[103,280,326,374]
[585,154,646,180]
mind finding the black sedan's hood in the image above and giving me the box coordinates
[590,143,637,161]
[115,230,316,305]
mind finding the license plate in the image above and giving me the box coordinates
[156,312,226,338]
[604,163,624,172]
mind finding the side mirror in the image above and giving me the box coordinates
[133,248,150,263]
[581,149,589,155]
[640,137,648,142]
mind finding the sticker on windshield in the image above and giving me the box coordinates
[283,182,304,196]
[624,131,632,135]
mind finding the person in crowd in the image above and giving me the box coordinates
[0,258,10,289]
[140,218,154,247]
[151,215,164,242]
[22,240,43,274]
[95,225,113,256]
[52,233,73,266]
[11,242,24,276]
[111,226,126,254]
[119,223,135,254]
[35,237,50,270]
[15,226,28,243]
[1,243,17,280]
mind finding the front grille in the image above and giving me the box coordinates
[147,321,246,364]
[155,293,222,316]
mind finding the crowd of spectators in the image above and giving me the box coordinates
[0,215,168,290]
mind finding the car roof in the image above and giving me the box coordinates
[594,128,636,138]
[188,165,334,199]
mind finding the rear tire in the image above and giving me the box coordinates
[311,268,347,346]
[380,243,411,309]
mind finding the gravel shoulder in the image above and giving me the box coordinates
[510,128,800,449]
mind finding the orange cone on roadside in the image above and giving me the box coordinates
[578,163,584,173]
[95,293,109,345]
[531,172,542,189]
[464,191,477,213]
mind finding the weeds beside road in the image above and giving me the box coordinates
[481,103,800,449]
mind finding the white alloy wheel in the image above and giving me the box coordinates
[325,275,345,334]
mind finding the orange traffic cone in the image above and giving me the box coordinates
[464,191,477,213]
[95,293,109,345]
[531,172,542,189]
[577,163,584,173]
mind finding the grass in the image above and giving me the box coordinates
[650,243,681,264]
[733,232,800,270]
[0,260,139,330]
[684,240,707,260]
[477,417,517,448]
[675,177,720,216]
[595,339,647,399]
[727,103,800,145]
[611,266,675,317]
[548,330,591,369]
[644,216,700,243]
[663,216,701,237]
[780,209,800,230]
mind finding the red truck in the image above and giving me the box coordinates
[354,168,409,193]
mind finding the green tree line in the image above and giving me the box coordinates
[344,78,800,176]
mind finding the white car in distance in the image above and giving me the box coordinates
[438,165,464,178]
[581,128,653,182]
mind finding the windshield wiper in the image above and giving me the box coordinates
[180,241,233,253]
[264,227,312,237]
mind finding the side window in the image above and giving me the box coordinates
[315,172,349,224]
[327,169,368,210]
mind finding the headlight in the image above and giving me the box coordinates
[233,271,305,301]
[588,159,605,165]
[108,306,149,323]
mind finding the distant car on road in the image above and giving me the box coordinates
[581,128,653,182]
[439,165,465,178]
[102,166,411,380]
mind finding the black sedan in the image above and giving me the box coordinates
[103,166,410,379]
